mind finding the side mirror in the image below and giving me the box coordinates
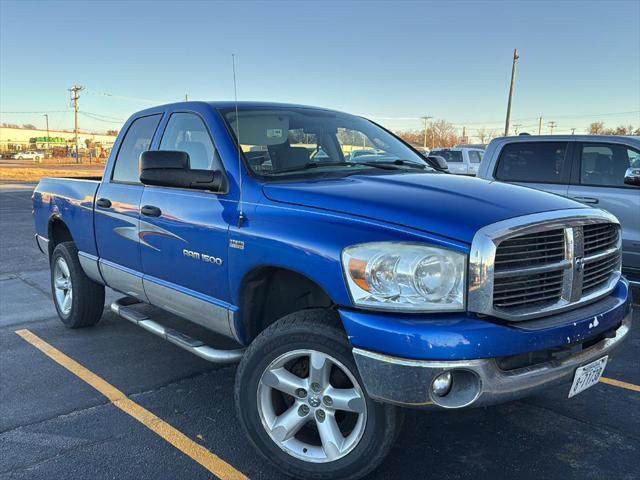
[139,150,225,191]
[427,155,449,172]
[624,167,640,186]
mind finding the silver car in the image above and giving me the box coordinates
[478,135,640,286]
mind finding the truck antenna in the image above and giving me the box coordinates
[232,54,245,227]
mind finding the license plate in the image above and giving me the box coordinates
[568,356,608,398]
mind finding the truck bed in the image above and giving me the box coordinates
[33,177,101,256]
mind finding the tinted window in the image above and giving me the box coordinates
[580,143,637,187]
[431,150,463,162]
[159,113,222,171]
[468,150,482,163]
[112,114,161,183]
[495,142,569,183]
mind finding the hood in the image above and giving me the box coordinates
[262,173,585,244]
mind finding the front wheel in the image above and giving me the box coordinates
[50,242,105,328]
[234,309,402,480]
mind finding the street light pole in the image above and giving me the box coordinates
[43,114,49,162]
[421,116,432,151]
[504,48,519,136]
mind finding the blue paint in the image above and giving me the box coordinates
[340,279,631,360]
[33,101,632,360]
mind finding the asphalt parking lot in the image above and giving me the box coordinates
[1,182,639,480]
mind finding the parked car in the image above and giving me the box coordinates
[429,147,484,175]
[33,102,632,480]
[455,143,487,150]
[12,150,42,161]
[478,135,640,286]
[348,149,383,161]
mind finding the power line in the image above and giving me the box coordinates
[78,112,123,124]
[0,110,70,114]
[369,110,640,126]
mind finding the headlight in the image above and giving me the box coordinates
[342,242,466,312]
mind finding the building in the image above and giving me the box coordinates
[0,126,117,155]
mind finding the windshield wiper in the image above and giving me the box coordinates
[361,159,428,170]
[269,161,393,175]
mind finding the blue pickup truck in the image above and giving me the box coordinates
[33,102,632,480]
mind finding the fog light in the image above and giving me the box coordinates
[432,372,453,397]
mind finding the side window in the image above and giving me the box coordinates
[495,142,569,183]
[579,143,635,187]
[629,148,640,168]
[160,113,222,171]
[468,151,482,163]
[112,114,161,183]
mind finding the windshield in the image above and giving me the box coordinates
[223,107,433,178]
[430,150,463,162]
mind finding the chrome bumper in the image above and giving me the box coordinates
[353,311,632,409]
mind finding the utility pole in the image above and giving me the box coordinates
[513,123,523,135]
[421,116,432,151]
[571,128,576,135]
[538,116,543,135]
[43,114,49,162]
[69,85,84,163]
[504,48,519,136]
[547,121,557,135]
[185,93,189,101]
[462,126,467,143]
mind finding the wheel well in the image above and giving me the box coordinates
[47,218,73,257]
[239,267,335,342]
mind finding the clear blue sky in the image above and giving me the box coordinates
[1,0,639,139]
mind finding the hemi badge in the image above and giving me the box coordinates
[230,239,245,250]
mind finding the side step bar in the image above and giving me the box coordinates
[111,297,245,363]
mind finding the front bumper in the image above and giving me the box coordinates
[343,279,632,409]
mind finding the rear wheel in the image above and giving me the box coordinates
[50,242,105,328]
[235,309,402,480]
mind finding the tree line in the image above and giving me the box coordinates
[394,120,639,149]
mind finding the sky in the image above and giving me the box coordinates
[1,0,639,140]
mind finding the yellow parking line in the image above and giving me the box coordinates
[600,377,640,393]
[15,329,248,480]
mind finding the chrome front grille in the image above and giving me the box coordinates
[493,270,564,309]
[468,210,622,321]
[581,223,621,296]
[494,229,565,270]
[583,223,619,256]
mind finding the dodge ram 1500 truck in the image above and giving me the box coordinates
[33,102,633,480]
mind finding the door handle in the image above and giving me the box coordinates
[573,196,599,205]
[141,205,162,217]
[96,198,112,208]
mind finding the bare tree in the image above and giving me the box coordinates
[587,122,638,135]
[396,119,460,149]
[587,122,605,134]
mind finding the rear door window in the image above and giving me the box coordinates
[495,142,570,183]
[579,143,637,187]
[468,151,482,163]
[112,114,161,183]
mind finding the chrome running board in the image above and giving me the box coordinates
[110,297,245,363]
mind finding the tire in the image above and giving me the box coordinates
[50,242,105,328]
[18,156,23,160]
[235,309,402,480]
